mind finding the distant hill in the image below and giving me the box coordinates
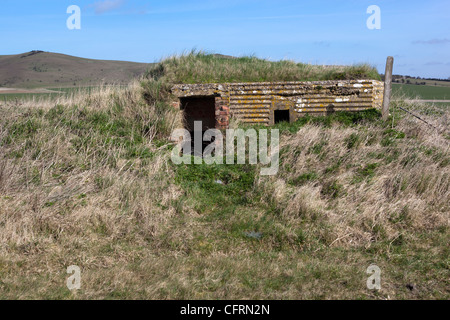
[0,51,152,88]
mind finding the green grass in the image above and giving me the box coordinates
[289,172,319,186]
[393,84,450,100]
[145,50,381,84]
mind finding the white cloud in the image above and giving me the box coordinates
[91,0,125,14]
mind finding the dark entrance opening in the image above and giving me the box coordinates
[180,96,216,132]
[180,96,216,156]
[274,109,290,124]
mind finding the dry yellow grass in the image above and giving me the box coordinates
[259,121,448,248]
[0,76,448,299]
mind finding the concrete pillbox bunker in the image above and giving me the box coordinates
[172,80,384,131]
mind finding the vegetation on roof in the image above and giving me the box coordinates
[145,50,381,85]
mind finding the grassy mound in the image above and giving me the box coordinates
[0,53,448,300]
[145,50,381,84]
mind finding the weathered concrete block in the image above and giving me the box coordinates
[172,80,384,129]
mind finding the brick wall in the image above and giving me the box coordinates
[215,96,230,130]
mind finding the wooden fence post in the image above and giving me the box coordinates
[382,56,394,120]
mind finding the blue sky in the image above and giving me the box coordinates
[1,0,449,78]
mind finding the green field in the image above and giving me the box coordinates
[394,78,450,88]
[0,92,60,102]
[393,83,450,100]
[0,86,109,102]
